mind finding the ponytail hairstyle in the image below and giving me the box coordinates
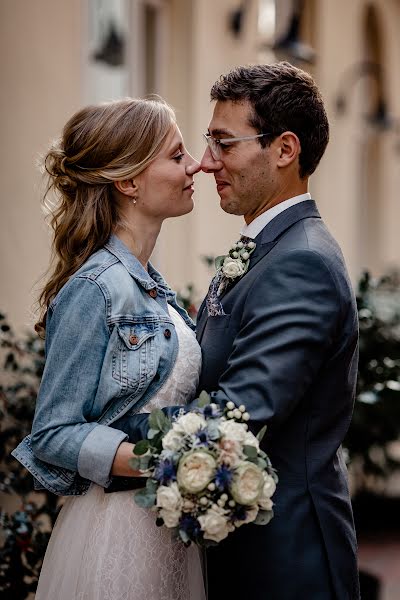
[36,97,176,335]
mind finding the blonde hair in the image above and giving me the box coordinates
[36,97,176,335]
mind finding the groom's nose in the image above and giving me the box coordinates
[200,146,222,173]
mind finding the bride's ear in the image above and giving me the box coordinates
[114,179,138,197]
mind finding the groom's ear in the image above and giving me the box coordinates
[276,131,301,169]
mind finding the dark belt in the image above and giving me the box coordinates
[104,476,147,493]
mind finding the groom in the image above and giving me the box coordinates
[118,62,360,599]
[194,62,360,600]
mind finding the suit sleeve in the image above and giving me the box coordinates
[209,249,342,428]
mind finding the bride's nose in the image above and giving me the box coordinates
[186,153,201,175]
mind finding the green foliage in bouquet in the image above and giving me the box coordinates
[345,272,400,487]
[0,313,60,599]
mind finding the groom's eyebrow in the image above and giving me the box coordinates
[209,128,235,137]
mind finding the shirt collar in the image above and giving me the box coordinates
[240,192,312,239]
[105,234,173,296]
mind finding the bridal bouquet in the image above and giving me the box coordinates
[130,392,277,547]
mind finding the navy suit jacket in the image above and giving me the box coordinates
[196,200,360,600]
[115,200,360,599]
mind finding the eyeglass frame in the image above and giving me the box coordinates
[203,132,270,160]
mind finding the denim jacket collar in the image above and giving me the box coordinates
[105,234,174,299]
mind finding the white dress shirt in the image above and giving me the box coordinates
[240,192,312,239]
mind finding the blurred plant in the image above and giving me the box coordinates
[346,272,400,495]
[0,313,60,599]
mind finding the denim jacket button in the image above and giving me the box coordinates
[163,328,171,339]
[149,289,157,298]
[129,334,138,345]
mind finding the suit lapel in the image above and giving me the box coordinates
[196,200,321,343]
[247,200,321,272]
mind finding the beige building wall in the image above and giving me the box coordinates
[1,0,400,329]
[0,0,83,329]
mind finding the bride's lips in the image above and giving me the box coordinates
[183,182,194,192]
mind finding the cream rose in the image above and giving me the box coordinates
[244,431,260,449]
[156,482,182,512]
[230,463,264,505]
[218,438,241,467]
[258,474,276,510]
[159,508,181,528]
[222,257,247,279]
[177,451,216,494]
[198,506,234,543]
[162,428,183,452]
[174,412,206,436]
[218,420,248,445]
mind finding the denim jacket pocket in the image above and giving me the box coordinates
[112,322,157,395]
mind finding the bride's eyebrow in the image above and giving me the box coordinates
[169,142,183,155]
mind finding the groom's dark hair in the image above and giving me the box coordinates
[210,62,329,179]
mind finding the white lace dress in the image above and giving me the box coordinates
[35,305,205,600]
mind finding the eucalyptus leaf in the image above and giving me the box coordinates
[256,425,267,443]
[179,529,190,544]
[215,255,225,269]
[139,455,151,471]
[198,390,211,408]
[128,457,141,471]
[147,428,160,440]
[207,421,221,440]
[134,439,149,456]
[146,478,158,493]
[243,445,258,459]
[254,509,274,526]
[134,489,156,508]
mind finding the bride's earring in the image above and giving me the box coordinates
[131,196,137,205]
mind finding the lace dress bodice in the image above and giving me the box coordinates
[138,304,202,413]
[35,305,205,600]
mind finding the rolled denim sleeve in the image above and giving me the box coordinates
[30,276,128,487]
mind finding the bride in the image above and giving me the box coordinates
[12,97,205,599]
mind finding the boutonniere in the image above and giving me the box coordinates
[215,238,256,281]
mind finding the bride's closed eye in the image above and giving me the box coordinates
[173,153,185,162]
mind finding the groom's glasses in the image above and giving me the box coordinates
[203,132,269,160]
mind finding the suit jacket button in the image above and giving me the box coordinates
[164,328,171,339]
[129,334,138,345]
[149,289,157,298]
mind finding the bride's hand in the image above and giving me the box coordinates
[111,441,143,477]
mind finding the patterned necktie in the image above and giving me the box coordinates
[206,235,254,317]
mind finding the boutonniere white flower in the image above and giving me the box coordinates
[215,239,256,281]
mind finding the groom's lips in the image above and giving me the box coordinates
[215,179,230,193]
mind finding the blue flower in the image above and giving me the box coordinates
[202,404,222,418]
[154,459,176,485]
[180,515,202,541]
[195,427,210,445]
[215,464,233,491]
[231,505,247,522]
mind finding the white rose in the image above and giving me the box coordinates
[244,431,260,449]
[258,474,276,510]
[159,508,181,528]
[156,482,182,512]
[222,257,247,279]
[177,451,216,493]
[230,463,264,505]
[198,506,234,543]
[219,420,248,444]
[234,505,259,528]
[162,428,183,452]
[174,412,206,436]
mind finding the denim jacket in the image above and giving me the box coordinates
[12,235,194,496]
